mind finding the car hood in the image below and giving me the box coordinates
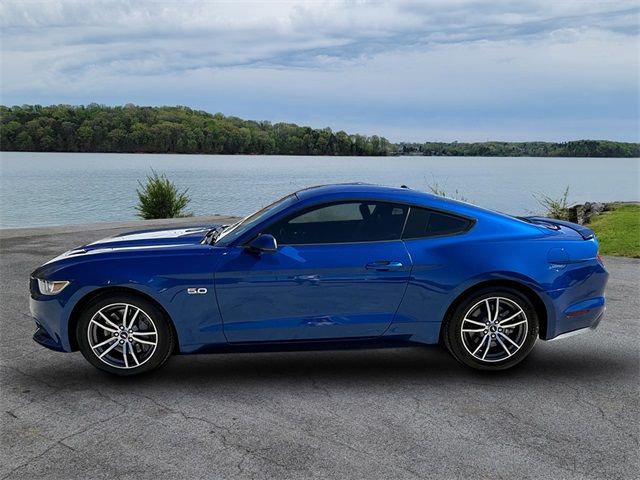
[84,225,220,249]
[41,224,222,267]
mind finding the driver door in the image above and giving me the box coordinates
[214,201,412,343]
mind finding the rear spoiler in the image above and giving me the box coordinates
[523,216,595,240]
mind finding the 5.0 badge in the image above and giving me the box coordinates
[187,287,208,295]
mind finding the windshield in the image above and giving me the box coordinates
[214,193,298,245]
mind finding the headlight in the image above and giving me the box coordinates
[37,279,70,296]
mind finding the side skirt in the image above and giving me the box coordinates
[180,335,420,355]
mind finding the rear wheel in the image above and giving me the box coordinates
[443,287,539,370]
[76,294,175,376]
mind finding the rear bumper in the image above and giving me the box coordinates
[544,293,606,340]
[545,308,604,341]
[540,256,608,340]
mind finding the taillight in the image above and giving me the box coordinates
[596,253,605,268]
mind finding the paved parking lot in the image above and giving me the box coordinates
[1,218,638,479]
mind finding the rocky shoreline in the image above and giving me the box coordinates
[567,201,638,225]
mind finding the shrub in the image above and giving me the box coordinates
[426,178,468,202]
[135,170,192,219]
[534,185,571,220]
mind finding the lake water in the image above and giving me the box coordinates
[0,152,638,229]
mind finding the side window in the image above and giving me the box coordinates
[265,201,408,244]
[403,207,471,239]
[289,203,365,224]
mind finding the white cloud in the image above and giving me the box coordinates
[1,0,638,141]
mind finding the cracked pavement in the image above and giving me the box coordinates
[1,218,638,479]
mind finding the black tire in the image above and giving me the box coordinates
[443,287,539,370]
[76,293,175,376]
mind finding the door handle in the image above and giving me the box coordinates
[365,261,404,271]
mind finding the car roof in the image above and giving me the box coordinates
[292,183,524,223]
[295,183,429,201]
[294,183,464,210]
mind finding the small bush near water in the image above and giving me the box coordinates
[534,185,571,220]
[136,170,192,219]
[426,178,468,202]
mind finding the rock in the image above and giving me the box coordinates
[567,204,586,224]
[567,202,609,225]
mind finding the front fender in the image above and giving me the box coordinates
[30,247,228,353]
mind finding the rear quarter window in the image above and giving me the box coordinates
[403,207,472,239]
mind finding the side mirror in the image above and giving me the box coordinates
[247,234,278,253]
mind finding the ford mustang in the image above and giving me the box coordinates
[30,184,608,375]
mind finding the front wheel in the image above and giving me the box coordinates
[76,294,175,376]
[443,288,539,370]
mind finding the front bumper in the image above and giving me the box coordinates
[29,294,73,352]
[33,324,66,351]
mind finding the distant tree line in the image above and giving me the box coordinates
[397,140,639,158]
[0,104,392,156]
[1,104,638,157]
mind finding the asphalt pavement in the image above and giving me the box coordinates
[1,218,638,479]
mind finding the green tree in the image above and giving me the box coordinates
[14,131,34,150]
[1,104,638,157]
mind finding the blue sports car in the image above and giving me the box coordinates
[30,184,608,375]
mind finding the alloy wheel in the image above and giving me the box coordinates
[87,303,158,369]
[460,296,528,362]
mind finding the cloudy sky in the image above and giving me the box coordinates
[1,0,638,142]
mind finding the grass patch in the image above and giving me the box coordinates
[590,203,640,258]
